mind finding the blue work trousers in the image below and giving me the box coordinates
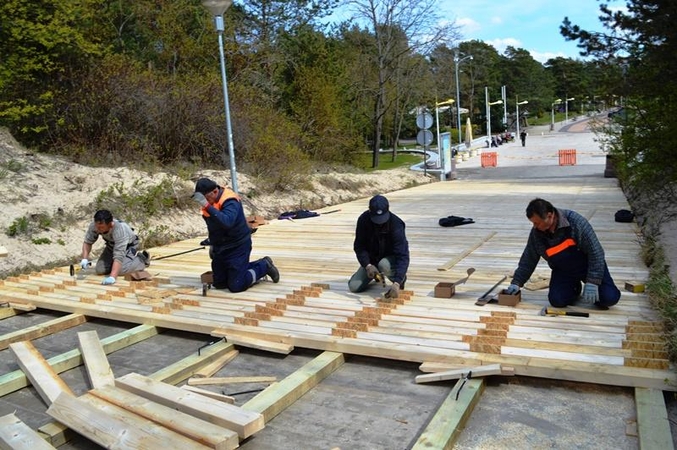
[211,240,267,292]
[548,249,620,307]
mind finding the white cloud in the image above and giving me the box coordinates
[457,17,482,35]
[486,37,522,53]
[529,50,567,63]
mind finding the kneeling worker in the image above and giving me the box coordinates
[349,195,409,299]
[80,209,150,285]
[192,178,279,292]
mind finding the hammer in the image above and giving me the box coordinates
[539,306,589,318]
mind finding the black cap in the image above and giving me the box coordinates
[369,195,390,224]
[195,178,218,195]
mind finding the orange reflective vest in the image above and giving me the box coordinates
[201,188,240,217]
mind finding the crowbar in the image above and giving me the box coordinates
[475,275,508,306]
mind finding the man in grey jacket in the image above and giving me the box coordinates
[80,209,150,285]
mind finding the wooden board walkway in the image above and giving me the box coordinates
[0,177,672,390]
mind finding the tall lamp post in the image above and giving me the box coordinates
[454,51,473,145]
[550,99,562,131]
[435,99,454,181]
[203,0,239,193]
[564,97,575,122]
[485,86,503,144]
[515,98,528,138]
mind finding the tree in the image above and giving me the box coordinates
[344,0,459,167]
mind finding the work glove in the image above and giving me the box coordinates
[101,276,116,285]
[582,283,599,303]
[365,264,379,279]
[80,258,89,270]
[191,192,209,208]
[505,283,520,295]
[384,282,400,299]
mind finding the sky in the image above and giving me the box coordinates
[440,0,615,63]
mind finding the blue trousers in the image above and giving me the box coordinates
[211,240,267,292]
[548,255,621,307]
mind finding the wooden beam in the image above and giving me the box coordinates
[89,386,239,450]
[0,313,86,351]
[187,376,277,386]
[0,307,22,320]
[415,363,509,384]
[635,388,674,450]
[8,341,74,405]
[0,324,158,398]
[0,413,57,450]
[46,392,211,450]
[193,349,239,378]
[220,331,294,354]
[411,378,485,449]
[77,330,115,389]
[181,385,235,404]
[149,340,235,386]
[243,351,344,422]
[115,372,265,439]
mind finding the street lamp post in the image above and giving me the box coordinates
[550,99,562,131]
[485,86,503,145]
[515,97,528,138]
[435,98,454,180]
[565,97,575,122]
[454,51,473,145]
[202,0,239,193]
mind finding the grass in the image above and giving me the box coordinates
[353,152,423,171]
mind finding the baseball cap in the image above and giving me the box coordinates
[369,195,390,224]
[195,178,218,195]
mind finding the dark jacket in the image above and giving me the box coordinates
[511,208,607,286]
[201,188,251,249]
[353,211,409,284]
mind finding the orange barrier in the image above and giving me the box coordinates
[559,149,577,166]
[481,152,497,167]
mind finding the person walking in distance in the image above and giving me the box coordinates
[192,178,279,292]
[520,129,527,147]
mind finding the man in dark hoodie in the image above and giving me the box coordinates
[349,195,409,299]
[192,178,279,292]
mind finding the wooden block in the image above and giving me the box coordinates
[115,372,265,439]
[0,412,57,449]
[434,282,455,298]
[77,330,115,389]
[625,281,646,293]
[635,388,674,450]
[9,341,74,405]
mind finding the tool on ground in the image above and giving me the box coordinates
[475,275,508,306]
[453,267,476,286]
[539,306,589,318]
[153,246,205,261]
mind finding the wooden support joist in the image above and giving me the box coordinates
[415,363,513,384]
[8,341,74,405]
[115,372,265,439]
[0,313,86,351]
[411,377,485,449]
[187,376,277,386]
[243,351,345,423]
[77,330,115,389]
[0,413,57,450]
[635,388,675,450]
[192,349,239,378]
[89,386,239,450]
[149,339,235,386]
[215,330,294,354]
[46,392,212,450]
[181,385,236,404]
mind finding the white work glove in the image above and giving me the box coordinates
[365,264,379,279]
[582,283,599,303]
[505,283,520,295]
[191,192,209,208]
[80,258,89,269]
[101,276,116,285]
[384,282,400,299]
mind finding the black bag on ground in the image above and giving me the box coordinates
[614,209,634,223]
[439,215,475,227]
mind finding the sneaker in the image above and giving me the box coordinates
[263,256,280,283]
[199,238,211,246]
[140,250,151,267]
[400,276,407,290]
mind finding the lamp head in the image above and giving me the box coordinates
[202,0,233,16]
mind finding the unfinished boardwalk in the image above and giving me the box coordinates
[1,173,671,391]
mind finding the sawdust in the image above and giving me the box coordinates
[0,127,433,276]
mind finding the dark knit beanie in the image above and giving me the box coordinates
[195,178,218,195]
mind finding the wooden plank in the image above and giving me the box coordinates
[0,314,86,351]
[243,351,344,422]
[0,413,57,450]
[46,392,211,450]
[193,349,239,378]
[0,324,158,398]
[8,341,74,405]
[149,340,235,386]
[411,378,485,449]
[0,307,21,320]
[77,330,115,389]
[437,232,497,271]
[181,385,236,404]
[115,372,265,439]
[223,332,294,354]
[89,386,239,450]
[187,376,277,386]
[415,363,508,384]
[635,388,674,450]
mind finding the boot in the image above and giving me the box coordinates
[263,256,280,283]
